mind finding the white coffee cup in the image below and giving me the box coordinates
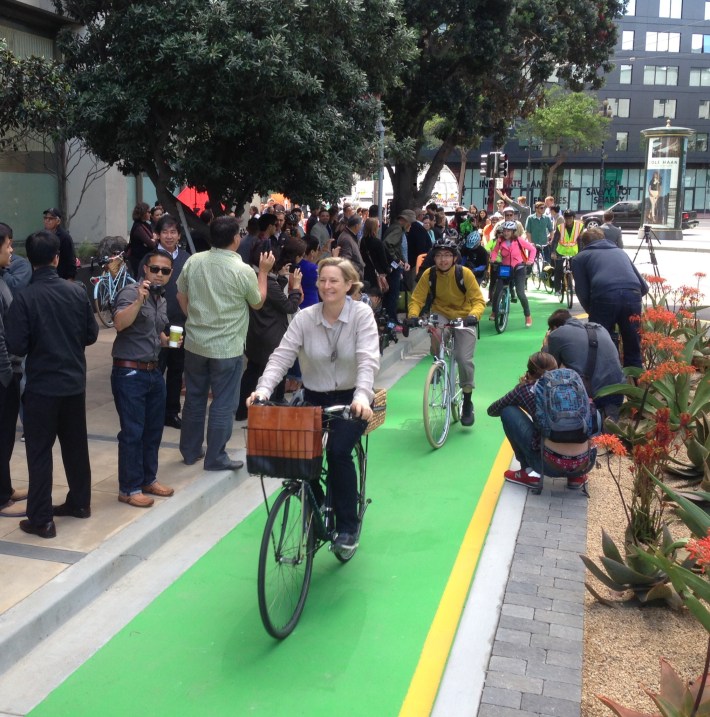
[169,325,183,348]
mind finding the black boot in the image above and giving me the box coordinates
[461,394,475,427]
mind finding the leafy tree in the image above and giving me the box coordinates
[0,37,68,151]
[516,87,611,197]
[52,0,413,219]
[382,0,624,215]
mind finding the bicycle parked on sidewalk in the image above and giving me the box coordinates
[412,314,477,449]
[90,251,136,328]
[247,396,384,639]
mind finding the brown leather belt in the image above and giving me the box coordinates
[113,359,158,371]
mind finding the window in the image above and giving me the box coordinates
[690,134,709,152]
[619,64,632,84]
[659,0,682,18]
[653,99,676,119]
[621,31,634,50]
[700,100,710,119]
[643,66,678,85]
[626,0,636,14]
[606,98,630,118]
[645,32,680,52]
[615,132,629,152]
[692,35,710,54]
[706,1,710,20]
[690,68,710,86]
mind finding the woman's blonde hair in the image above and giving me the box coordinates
[317,257,363,295]
[520,351,557,384]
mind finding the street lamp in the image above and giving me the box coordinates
[598,99,612,210]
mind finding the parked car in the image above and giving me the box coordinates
[581,200,699,230]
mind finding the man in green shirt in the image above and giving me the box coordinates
[525,201,553,261]
[177,217,273,471]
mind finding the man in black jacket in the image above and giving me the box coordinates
[6,231,98,538]
[42,208,77,281]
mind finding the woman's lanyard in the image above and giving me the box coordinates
[322,319,344,363]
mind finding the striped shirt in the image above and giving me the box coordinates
[176,248,261,359]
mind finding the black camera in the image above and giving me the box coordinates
[148,284,165,296]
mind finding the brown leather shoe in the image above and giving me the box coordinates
[10,489,28,501]
[142,481,174,497]
[118,493,154,508]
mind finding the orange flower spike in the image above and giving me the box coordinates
[592,434,628,457]
[686,530,710,573]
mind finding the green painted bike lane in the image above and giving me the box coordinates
[30,295,558,717]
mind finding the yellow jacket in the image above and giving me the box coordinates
[409,266,486,320]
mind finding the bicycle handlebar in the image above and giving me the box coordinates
[250,398,355,420]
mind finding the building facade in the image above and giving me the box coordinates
[456,0,710,215]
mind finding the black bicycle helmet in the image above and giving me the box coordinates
[443,227,459,242]
[432,237,460,256]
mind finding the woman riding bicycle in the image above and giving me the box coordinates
[248,257,379,555]
[489,221,536,328]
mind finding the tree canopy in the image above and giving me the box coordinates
[52,0,414,214]
[382,0,625,214]
[516,87,612,196]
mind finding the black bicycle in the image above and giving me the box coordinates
[248,402,373,639]
[557,256,574,309]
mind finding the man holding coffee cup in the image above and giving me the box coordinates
[110,250,176,508]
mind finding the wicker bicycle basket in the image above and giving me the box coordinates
[246,404,323,479]
[106,256,123,277]
[364,388,387,435]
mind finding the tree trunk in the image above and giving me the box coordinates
[545,152,567,199]
[458,148,467,205]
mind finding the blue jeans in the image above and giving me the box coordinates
[111,367,166,496]
[180,351,243,470]
[589,289,643,369]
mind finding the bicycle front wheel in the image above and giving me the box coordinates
[94,279,114,328]
[450,367,463,424]
[334,442,367,564]
[565,273,574,309]
[495,288,510,334]
[258,486,314,639]
[423,362,451,448]
[531,256,542,290]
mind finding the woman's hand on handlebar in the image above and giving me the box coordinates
[246,392,267,407]
[350,400,372,422]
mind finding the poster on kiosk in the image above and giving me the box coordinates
[644,135,683,230]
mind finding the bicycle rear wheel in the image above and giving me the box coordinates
[565,273,574,309]
[531,256,542,290]
[423,362,450,449]
[94,279,114,328]
[258,486,314,639]
[495,288,510,334]
[334,442,367,564]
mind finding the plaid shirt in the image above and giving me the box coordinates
[487,382,541,450]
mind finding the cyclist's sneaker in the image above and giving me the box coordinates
[489,313,496,321]
[461,400,475,427]
[567,474,589,490]
[504,469,541,489]
[555,290,562,297]
[510,294,518,303]
[525,316,533,328]
[333,532,359,556]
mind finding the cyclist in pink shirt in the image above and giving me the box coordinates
[489,221,537,328]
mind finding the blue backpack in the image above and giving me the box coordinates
[535,368,595,443]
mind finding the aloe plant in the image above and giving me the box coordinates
[580,527,683,608]
[598,658,710,717]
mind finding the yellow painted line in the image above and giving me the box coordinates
[398,440,514,717]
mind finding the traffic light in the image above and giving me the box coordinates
[497,153,509,178]
[479,154,488,177]
[487,153,497,178]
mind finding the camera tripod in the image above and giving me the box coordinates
[632,224,661,279]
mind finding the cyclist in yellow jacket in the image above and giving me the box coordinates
[551,209,583,296]
[407,238,485,427]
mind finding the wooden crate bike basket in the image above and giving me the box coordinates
[246,404,323,479]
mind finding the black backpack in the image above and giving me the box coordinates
[427,264,466,304]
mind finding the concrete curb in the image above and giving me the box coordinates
[0,463,244,676]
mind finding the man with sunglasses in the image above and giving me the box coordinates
[111,251,175,508]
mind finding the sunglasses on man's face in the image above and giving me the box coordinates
[147,265,171,275]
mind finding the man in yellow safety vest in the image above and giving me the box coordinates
[551,209,583,296]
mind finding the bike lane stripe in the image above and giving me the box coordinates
[398,440,512,717]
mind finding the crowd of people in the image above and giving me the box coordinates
[0,191,648,539]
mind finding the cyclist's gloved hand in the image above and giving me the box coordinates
[464,316,479,327]
[405,317,420,328]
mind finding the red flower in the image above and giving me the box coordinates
[687,530,710,573]
[694,272,707,279]
[639,361,696,384]
[644,274,667,285]
[592,434,628,457]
